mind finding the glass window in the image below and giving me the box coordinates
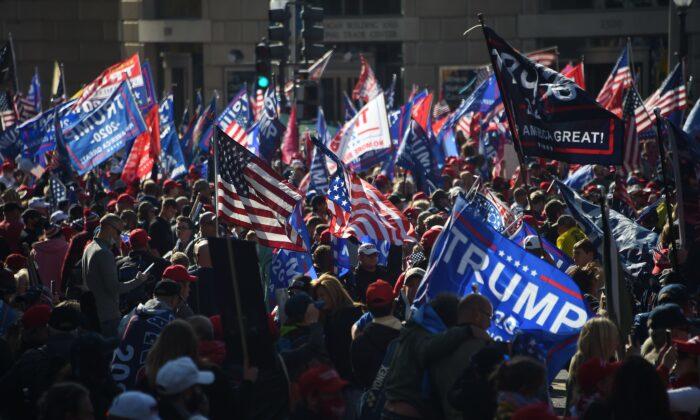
[363,0,401,15]
[152,0,202,19]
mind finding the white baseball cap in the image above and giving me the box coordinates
[156,356,214,396]
[50,210,68,225]
[28,197,49,209]
[523,235,542,250]
[108,391,160,420]
[358,242,379,256]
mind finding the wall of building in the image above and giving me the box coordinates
[1,0,121,101]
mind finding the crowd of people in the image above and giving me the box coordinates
[0,133,698,420]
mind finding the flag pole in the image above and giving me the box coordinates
[212,128,221,238]
[477,14,547,254]
[8,33,19,92]
[652,108,680,273]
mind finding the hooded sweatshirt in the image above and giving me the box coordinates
[32,237,69,290]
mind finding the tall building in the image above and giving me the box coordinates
[2,0,697,121]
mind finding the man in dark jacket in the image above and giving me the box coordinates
[352,242,388,303]
[351,280,402,389]
[429,294,493,420]
[116,228,169,313]
[277,292,328,380]
[148,198,177,257]
[382,293,478,419]
[187,240,219,317]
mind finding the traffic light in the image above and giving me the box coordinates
[255,41,271,90]
[301,5,324,62]
[268,6,291,61]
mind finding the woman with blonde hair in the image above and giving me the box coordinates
[144,319,199,390]
[566,316,620,412]
[312,274,363,380]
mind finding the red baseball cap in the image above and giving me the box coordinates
[117,193,135,206]
[366,280,393,306]
[297,365,348,397]
[577,357,621,395]
[163,264,197,283]
[22,304,52,330]
[129,229,151,249]
[412,192,428,202]
[163,180,182,190]
[420,226,443,255]
[5,253,27,271]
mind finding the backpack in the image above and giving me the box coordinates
[358,338,399,420]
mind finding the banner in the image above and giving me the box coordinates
[328,93,392,170]
[396,120,440,193]
[74,54,149,113]
[158,95,186,179]
[63,82,146,175]
[484,26,624,165]
[415,194,589,380]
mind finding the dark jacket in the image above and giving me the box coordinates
[351,321,401,388]
[323,305,363,381]
[116,250,168,312]
[277,322,328,380]
[148,216,174,257]
[383,318,475,418]
[351,265,389,303]
[0,332,75,419]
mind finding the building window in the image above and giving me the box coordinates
[149,0,202,19]
[308,0,401,16]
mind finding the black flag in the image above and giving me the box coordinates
[482,24,624,165]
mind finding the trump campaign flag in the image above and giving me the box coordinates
[561,62,586,90]
[270,204,317,294]
[482,24,624,165]
[396,120,440,193]
[121,103,159,183]
[666,118,700,245]
[216,87,253,146]
[62,81,146,175]
[256,87,285,162]
[352,54,382,103]
[328,93,392,171]
[510,222,573,272]
[73,54,149,113]
[415,194,589,381]
[158,95,186,179]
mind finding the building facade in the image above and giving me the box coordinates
[2,0,698,122]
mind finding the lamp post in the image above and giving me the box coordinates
[674,0,694,63]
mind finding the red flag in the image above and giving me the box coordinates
[281,102,299,164]
[352,55,381,103]
[410,92,432,133]
[121,106,158,183]
[562,62,586,90]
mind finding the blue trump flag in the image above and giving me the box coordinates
[483,25,624,165]
[62,82,146,175]
[563,165,594,190]
[415,194,590,382]
[684,98,700,142]
[270,204,317,295]
[342,92,357,122]
[555,180,658,276]
[396,120,440,193]
[158,95,186,179]
[257,86,285,162]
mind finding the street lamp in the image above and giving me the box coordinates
[674,0,694,62]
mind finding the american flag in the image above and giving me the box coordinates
[0,91,16,130]
[49,176,67,211]
[525,46,558,67]
[352,54,382,103]
[432,99,450,120]
[635,63,686,135]
[252,89,264,121]
[307,49,334,81]
[596,46,633,118]
[214,128,305,251]
[216,87,252,144]
[312,135,412,245]
[622,86,645,173]
[17,70,41,122]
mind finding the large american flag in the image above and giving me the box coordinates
[635,63,686,135]
[312,135,412,245]
[596,46,632,117]
[214,128,306,251]
[525,46,558,68]
[352,54,382,103]
[622,86,645,173]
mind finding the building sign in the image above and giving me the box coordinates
[325,18,418,43]
[439,66,481,106]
